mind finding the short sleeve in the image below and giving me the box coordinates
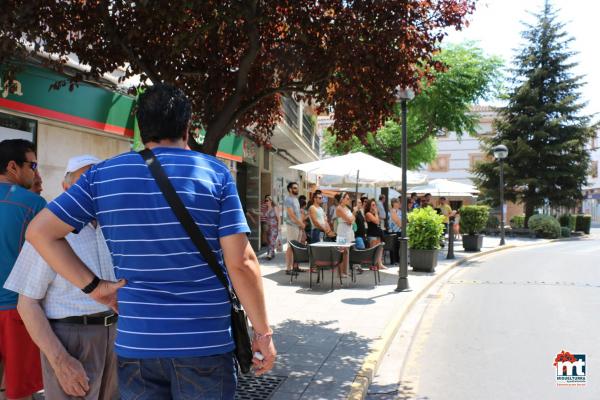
[32,196,47,216]
[3,242,55,300]
[47,171,95,232]
[218,170,250,238]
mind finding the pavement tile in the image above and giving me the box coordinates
[300,379,354,400]
[269,390,304,400]
[274,375,314,394]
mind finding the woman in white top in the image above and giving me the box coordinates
[335,192,357,277]
[336,193,355,243]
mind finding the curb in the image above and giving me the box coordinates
[344,238,570,400]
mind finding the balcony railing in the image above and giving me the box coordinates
[281,97,299,131]
[302,114,314,144]
[280,96,320,155]
[313,134,321,154]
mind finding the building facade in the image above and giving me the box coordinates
[418,106,496,185]
[419,106,523,219]
[582,130,600,222]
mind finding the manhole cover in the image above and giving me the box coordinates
[235,374,287,400]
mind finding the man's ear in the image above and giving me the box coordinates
[6,160,18,174]
[4,160,20,180]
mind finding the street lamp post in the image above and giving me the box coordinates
[395,87,414,292]
[492,144,509,246]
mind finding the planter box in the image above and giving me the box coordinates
[462,234,484,252]
[410,249,439,272]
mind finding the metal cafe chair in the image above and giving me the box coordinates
[288,240,309,284]
[308,245,344,291]
[349,244,384,285]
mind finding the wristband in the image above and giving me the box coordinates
[254,329,273,341]
[81,276,100,294]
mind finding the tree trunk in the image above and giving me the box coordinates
[186,123,230,156]
[524,202,535,228]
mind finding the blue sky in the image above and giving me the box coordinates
[445,0,599,118]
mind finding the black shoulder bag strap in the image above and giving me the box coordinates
[139,149,253,373]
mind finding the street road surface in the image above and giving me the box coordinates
[400,232,600,399]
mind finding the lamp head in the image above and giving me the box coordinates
[492,144,508,160]
[394,86,415,101]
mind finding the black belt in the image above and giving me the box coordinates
[49,313,118,326]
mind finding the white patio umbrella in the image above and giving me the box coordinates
[290,152,427,187]
[408,178,479,197]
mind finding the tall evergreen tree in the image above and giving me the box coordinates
[474,0,596,223]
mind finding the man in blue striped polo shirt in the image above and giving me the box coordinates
[26,84,276,400]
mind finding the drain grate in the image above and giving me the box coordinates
[235,374,287,400]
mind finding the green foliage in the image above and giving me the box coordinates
[528,214,561,239]
[574,214,592,234]
[473,2,596,220]
[324,42,503,169]
[486,214,500,230]
[510,215,525,229]
[407,207,445,250]
[560,226,571,238]
[558,214,575,230]
[459,205,490,235]
[322,121,436,170]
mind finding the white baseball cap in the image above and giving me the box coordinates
[64,154,102,176]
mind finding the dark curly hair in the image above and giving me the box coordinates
[136,84,192,144]
[0,139,36,174]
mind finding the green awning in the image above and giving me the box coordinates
[216,133,243,162]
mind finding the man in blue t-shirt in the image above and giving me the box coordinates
[0,139,45,399]
[26,85,276,400]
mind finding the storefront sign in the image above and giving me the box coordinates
[192,127,243,162]
[1,78,24,98]
[0,64,135,137]
[0,63,246,161]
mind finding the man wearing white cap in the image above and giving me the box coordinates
[4,155,118,400]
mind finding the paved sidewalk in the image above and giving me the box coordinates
[260,236,549,400]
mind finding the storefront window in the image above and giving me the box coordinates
[0,112,37,143]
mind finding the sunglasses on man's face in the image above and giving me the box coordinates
[22,161,38,171]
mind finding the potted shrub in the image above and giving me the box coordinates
[407,207,445,272]
[528,214,561,238]
[459,205,489,251]
[574,214,592,234]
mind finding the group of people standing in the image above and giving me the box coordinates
[261,188,458,267]
[276,186,460,275]
[281,185,390,275]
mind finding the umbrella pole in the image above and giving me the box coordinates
[354,170,360,203]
